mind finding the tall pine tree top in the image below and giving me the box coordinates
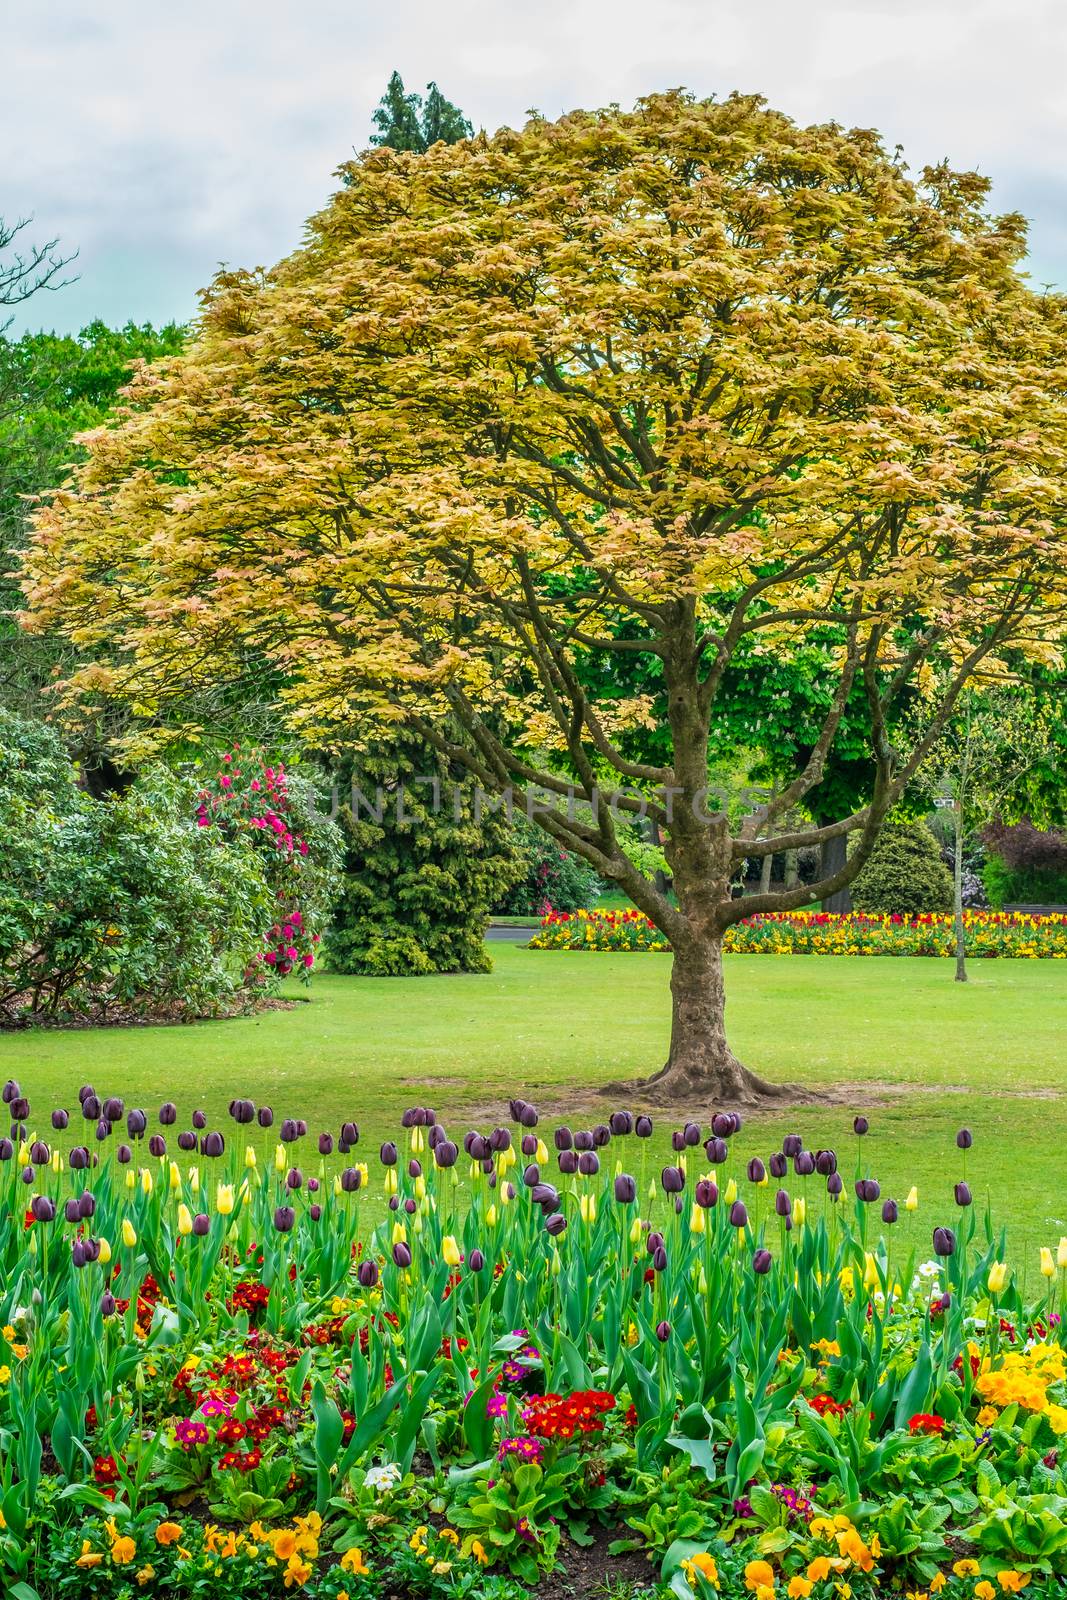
[369,71,471,152]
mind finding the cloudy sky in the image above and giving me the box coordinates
[6,0,1067,335]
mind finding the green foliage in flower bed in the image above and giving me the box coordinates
[2,1082,1066,1598]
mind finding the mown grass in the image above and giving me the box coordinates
[1,945,1064,1265]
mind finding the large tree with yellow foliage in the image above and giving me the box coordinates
[22,92,1067,1102]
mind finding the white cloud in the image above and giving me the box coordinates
[4,0,1065,333]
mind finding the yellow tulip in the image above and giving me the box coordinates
[124,1170,135,1190]
[535,1140,548,1164]
[140,1169,153,1195]
[216,1183,234,1216]
[275,1144,286,1172]
[689,1204,706,1235]
[177,1203,193,1237]
[122,1219,137,1249]
[414,1175,427,1201]
[629,1216,644,1245]
[904,1186,919,1212]
[384,1168,398,1196]
[392,1220,407,1244]
[442,1235,462,1267]
[245,1145,257,1169]
[580,1192,597,1224]
[169,1162,181,1191]
[98,1237,112,1264]
[792,1197,806,1227]
[486,1204,497,1228]
[1058,1237,1067,1269]
[1040,1247,1056,1279]
[188,1166,200,1194]
[987,1262,1008,1294]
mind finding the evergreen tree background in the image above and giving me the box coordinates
[369,71,472,153]
[325,736,521,976]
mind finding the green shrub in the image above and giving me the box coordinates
[497,815,602,915]
[325,737,521,975]
[0,713,274,1024]
[850,819,953,915]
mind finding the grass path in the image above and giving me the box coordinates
[1,946,1064,1256]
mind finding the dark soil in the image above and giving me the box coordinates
[536,1525,658,1599]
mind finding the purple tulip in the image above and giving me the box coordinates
[705,1136,728,1164]
[794,1151,815,1177]
[553,1126,573,1151]
[635,1116,653,1138]
[65,1198,81,1223]
[126,1109,146,1138]
[159,1102,177,1126]
[116,1143,131,1164]
[746,1157,766,1184]
[100,1292,117,1317]
[655,1320,671,1342]
[177,1130,197,1152]
[76,1083,93,1104]
[729,1200,748,1228]
[523,1164,541,1188]
[558,1150,578,1175]
[652,1245,668,1272]
[309,1204,322,1222]
[434,1140,458,1168]
[192,1109,207,1129]
[357,1260,379,1287]
[318,1133,334,1156]
[520,1104,539,1129]
[661,1165,685,1194]
[544,1211,567,1236]
[695,1178,718,1208]
[574,1130,594,1152]
[855,1179,880,1203]
[68,1145,88,1169]
[29,1141,49,1165]
[753,1248,773,1275]
[956,1128,973,1150]
[882,1199,898,1224]
[609,1111,633,1135]
[489,1128,512,1153]
[614,1173,636,1204]
[280,1119,299,1143]
[51,1109,69,1131]
[1,1080,18,1105]
[531,1183,559,1210]
[827,1172,843,1200]
[286,1167,303,1190]
[201,1132,224,1158]
[148,1135,166,1159]
[340,1167,362,1193]
[592,1124,610,1148]
[408,1158,421,1179]
[711,1113,733,1138]
[468,1249,485,1273]
[30,1195,55,1222]
[192,1213,210,1236]
[782,1134,803,1158]
[578,1151,599,1177]
[379,1142,398,1166]
[954,1182,972,1208]
[646,1231,664,1253]
[103,1097,124,1123]
[815,1149,837,1176]
[853,1116,869,1136]
[768,1152,787,1179]
[671,1130,686,1153]
[258,1106,275,1129]
[392,1241,412,1268]
[273,1206,295,1232]
[521,1133,538,1157]
[933,1226,956,1257]
[774,1188,791,1217]
[231,1099,255,1124]
[95,1118,110,1142]
[82,1095,101,1121]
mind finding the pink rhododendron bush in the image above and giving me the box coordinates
[2,1085,1066,1599]
[0,713,339,1027]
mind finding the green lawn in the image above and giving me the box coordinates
[1,946,1064,1261]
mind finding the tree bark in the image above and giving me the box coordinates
[953,802,967,983]
[634,931,796,1106]
[820,833,853,913]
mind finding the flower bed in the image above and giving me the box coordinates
[2,1085,1067,1598]
[529,908,1067,958]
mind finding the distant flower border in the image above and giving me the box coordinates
[528,908,1067,957]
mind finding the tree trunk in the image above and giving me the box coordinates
[784,847,799,890]
[637,932,795,1106]
[820,833,853,913]
[953,802,967,983]
[759,848,773,895]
